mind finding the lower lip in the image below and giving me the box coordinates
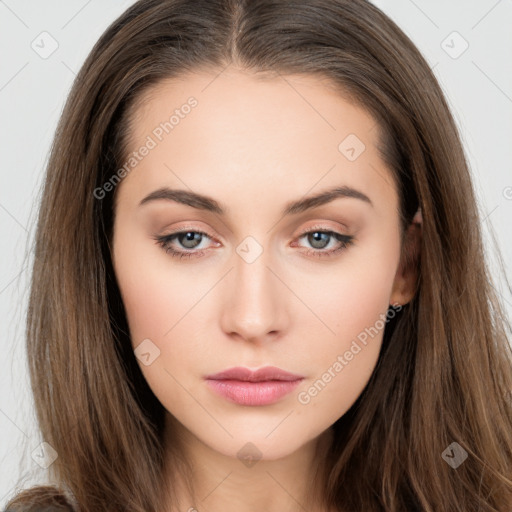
[205,378,303,406]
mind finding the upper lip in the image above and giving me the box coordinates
[205,366,304,382]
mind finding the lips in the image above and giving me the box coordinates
[205,366,304,406]
[206,366,304,382]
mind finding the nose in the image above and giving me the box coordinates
[219,245,288,345]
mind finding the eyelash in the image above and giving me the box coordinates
[153,227,354,260]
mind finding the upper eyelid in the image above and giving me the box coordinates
[161,218,351,236]
[162,224,216,238]
[297,223,350,234]
[162,224,349,238]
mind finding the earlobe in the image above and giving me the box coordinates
[390,208,422,306]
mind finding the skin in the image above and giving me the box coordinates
[111,66,420,512]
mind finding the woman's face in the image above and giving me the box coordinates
[111,68,414,461]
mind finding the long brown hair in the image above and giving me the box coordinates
[5,0,512,511]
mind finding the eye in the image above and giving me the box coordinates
[153,226,354,260]
[153,229,217,260]
[293,228,354,258]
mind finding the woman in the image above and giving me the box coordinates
[5,0,512,511]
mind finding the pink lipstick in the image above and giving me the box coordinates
[205,366,304,406]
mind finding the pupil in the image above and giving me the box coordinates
[309,232,328,249]
[181,232,200,248]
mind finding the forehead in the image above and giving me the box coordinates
[116,68,397,217]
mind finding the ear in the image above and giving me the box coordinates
[390,208,422,306]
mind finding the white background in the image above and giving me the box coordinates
[1,0,511,505]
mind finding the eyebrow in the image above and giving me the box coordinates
[138,185,373,216]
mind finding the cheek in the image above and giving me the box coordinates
[112,229,210,415]
[301,226,399,338]
[113,225,204,344]
[291,231,400,416]
[115,259,180,344]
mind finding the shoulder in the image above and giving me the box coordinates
[3,486,75,512]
